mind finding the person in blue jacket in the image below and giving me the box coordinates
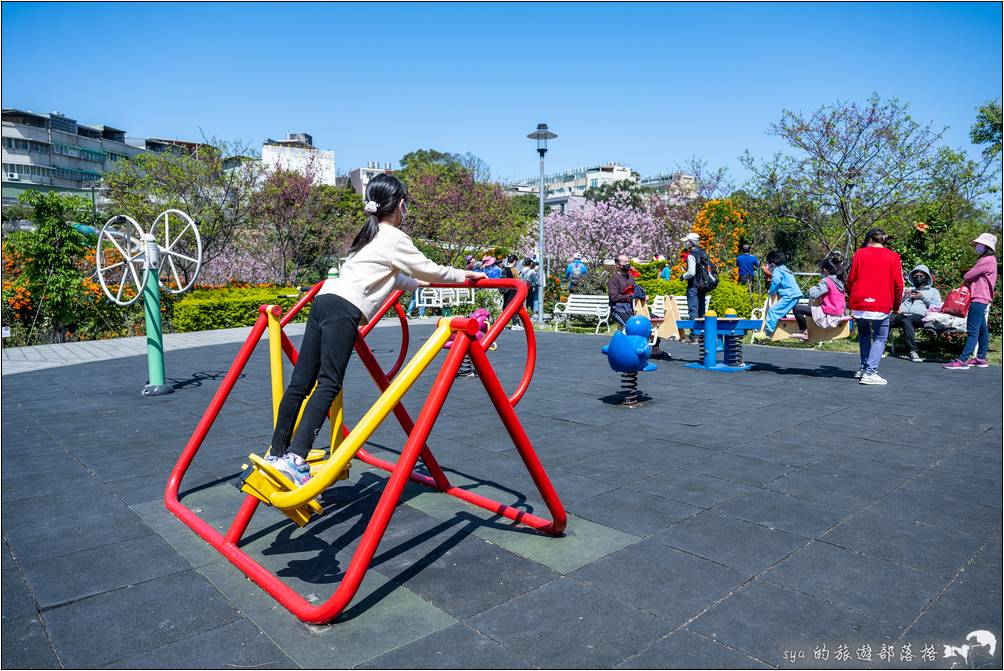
[565,253,588,291]
[758,250,804,339]
[736,243,759,285]
[658,258,672,281]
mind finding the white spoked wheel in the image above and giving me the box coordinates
[96,215,147,306]
[149,209,202,294]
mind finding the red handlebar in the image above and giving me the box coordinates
[277,278,535,408]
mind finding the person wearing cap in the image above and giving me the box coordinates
[944,233,998,369]
[464,255,475,272]
[482,255,503,280]
[565,253,589,292]
[845,228,903,385]
[658,257,672,281]
[680,232,709,343]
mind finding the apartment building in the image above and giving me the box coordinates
[1,108,148,205]
[505,162,637,199]
[348,161,394,195]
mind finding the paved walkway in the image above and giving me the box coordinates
[0,317,432,376]
[2,325,1001,669]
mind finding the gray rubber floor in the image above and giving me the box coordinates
[2,324,1001,669]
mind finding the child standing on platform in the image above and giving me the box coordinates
[264,174,483,486]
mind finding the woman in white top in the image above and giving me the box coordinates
[266,174,484,486]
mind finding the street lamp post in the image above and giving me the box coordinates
[526,123,556,326]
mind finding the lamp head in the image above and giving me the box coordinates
[527,123,557,158]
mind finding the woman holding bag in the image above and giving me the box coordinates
[944,233,998,369]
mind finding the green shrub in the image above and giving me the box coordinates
[708,280,763,317]
[173,286,308,332]
[635,277,763,318]
[637,278,686,299]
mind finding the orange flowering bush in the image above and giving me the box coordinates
[672,199,748,282]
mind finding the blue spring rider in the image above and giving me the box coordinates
[602,316,656,406]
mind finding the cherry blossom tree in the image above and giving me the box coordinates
[530,191,677,264]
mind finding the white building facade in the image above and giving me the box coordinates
[505,162,636,200]
[261,133,337,185]
[348,162,394,195]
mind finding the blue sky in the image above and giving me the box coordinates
[2,2,1000,183]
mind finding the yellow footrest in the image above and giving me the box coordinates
[305,449,351,480]
[237,453,351,527]
[238,454,324,527]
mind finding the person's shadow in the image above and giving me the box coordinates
[749,362,857,379]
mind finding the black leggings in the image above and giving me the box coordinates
[501,289,519,324]
[793,304,812,330]
[269,294,361,459]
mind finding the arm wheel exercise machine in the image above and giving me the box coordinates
[164,279,566,624]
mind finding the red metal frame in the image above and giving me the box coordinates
[165,279,566,623]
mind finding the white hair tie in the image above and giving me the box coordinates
[364,200,379,214]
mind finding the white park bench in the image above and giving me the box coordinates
[416,287,477,312]
[552,294,611,334]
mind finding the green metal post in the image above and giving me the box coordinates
[142,252,173,396]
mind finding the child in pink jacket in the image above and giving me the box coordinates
[944,233,998,369]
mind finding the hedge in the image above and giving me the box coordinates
[172,287,309,332]
[636,277,762,318]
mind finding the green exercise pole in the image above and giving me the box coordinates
[142,234,173,396]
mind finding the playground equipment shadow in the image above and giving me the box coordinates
[2,324,1002,669]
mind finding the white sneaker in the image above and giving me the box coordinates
[853,368,865,379]
[908,351,924,363]
[859,372,887,385]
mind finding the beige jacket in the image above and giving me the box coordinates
[318,223,466,323]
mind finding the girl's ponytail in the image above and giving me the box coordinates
[348,173,409,254]
[349,214,380,255]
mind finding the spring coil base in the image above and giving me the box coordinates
[619,371,644,407]
[723,334,744,367]
[456,355,477,379]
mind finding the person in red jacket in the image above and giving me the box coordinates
[845,228,904,385]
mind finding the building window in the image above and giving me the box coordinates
[53,166,99,181]
[2,137,49,153]
[3,162,54,178]
[107,152,129,162]
[52,143,106,162]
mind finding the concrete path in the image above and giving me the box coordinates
[0,317,435,376]
[2,325,1001,669]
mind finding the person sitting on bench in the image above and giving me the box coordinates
[792,257,847,340]
[608,254,637,328]
[890,264,941,362]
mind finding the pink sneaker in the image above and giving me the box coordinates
[943,359,970,370]
[967,358,989,368]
